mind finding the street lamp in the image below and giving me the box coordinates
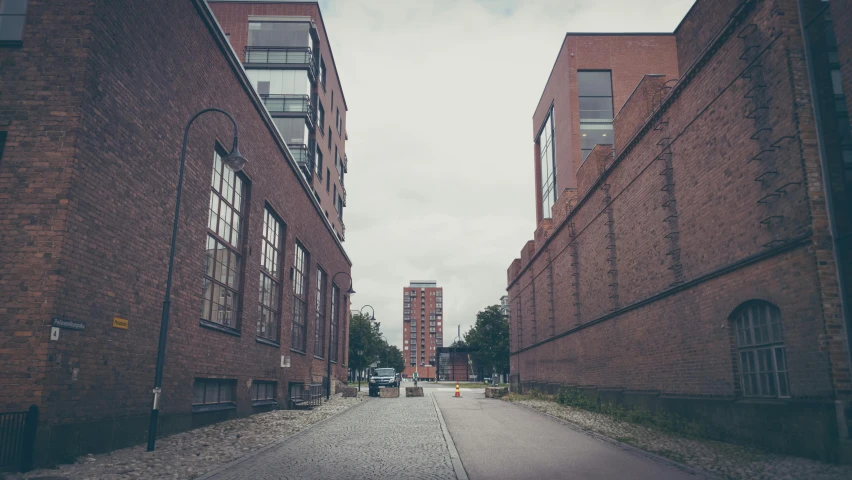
[328,272,355,399]
[358,305,375,392]
[147,108,246,452]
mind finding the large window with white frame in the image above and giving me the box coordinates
[201,152,246,330]
[732,301,789,398]
[291,243,309,352]
[538,108,556,219]
[257,208,284,343]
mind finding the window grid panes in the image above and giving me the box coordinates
[734,302,789,398]
[330,284,339,362]
[193,379,235,405]
[538,109,556,219]
[257,209,283,342]
[314,267,327,357]
[201,153,246,329]
[291,243,309,351]
[251,381,277,402]
[578,71,614,161]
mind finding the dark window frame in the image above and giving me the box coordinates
[257,207,285,345]
[313,266,327,358]
[330,284,339,363]
[731,301,790,398]
[193,378,237,412]
[290,242,310,353]
[0,0,27,47]
[251,380,277,405]
[578,70,614,162]
[201,150,248,333]
[537,106,556,219]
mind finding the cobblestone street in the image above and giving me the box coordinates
[202,389,457,480]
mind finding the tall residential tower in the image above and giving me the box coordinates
[403,281,443,378]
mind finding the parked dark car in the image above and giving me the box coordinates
[368,367,398,396]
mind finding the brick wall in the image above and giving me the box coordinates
[531,34,679,224]
[507,0,852,460]
[0,0,351,465]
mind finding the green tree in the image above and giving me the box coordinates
[464,305,510,374]
[382,344,405,372]
[348,313,383,379]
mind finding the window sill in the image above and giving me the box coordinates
[252,400,278,408]
[256,336,280,348]
[0,41,23,48]
[313,355,324,360]
[330,360,338,365]
[192,402,237,413]
[290,347,306,355]
[200,319,241,337]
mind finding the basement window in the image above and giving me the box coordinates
[193,378,237,412]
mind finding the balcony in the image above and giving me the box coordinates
[244,46,317,79]
[259,94,315,125]
[288,143,315,179]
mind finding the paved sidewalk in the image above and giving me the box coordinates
[204,389,457,480]
[434,388,701,480]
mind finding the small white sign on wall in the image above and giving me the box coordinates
[281,355,290,368]
[50,327,60,341]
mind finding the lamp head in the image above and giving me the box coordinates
[222,139,247,172]
[346,286,356,295]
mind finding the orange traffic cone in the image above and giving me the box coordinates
[454,381,461,398]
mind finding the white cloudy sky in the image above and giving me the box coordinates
[320,0,695,347]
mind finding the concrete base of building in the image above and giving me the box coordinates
[520,381,843,463]
[406,387,424,397]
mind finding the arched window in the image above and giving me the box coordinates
[732,301,789,397]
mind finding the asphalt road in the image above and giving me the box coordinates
[203,382,704,480]
[430,383,702,480]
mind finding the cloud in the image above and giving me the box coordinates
[323,0,695,348]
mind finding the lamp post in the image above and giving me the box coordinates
[328,272,355,399]
[146,108,247,452]
[358,305,375,392]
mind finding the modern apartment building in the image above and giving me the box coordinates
[0,0,351,467]
[507,0,852,462]
[499,295,510,317]
[402,281,444,378]
[209,0,348,242]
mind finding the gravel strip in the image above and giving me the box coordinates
[14,394,367,480]
[506,397,852,480]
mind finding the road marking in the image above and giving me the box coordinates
[431,392,469,480]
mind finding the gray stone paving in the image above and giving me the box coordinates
[205,392,457,480]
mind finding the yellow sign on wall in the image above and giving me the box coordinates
[112,317,129,330]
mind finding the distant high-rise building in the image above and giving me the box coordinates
[402,281,443,378]
[499,295,509,316]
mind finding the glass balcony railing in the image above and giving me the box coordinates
[245,46,318,78]
[259,94,313,116]
[288,143,315,176]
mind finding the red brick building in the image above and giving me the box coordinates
[402,281,444,379]
[0,0,351,467]
[208,0,349,241]
[508,0,852,461]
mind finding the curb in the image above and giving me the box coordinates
[509,401,721,480]
[430,392,469,480]
[196,396,372,479]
